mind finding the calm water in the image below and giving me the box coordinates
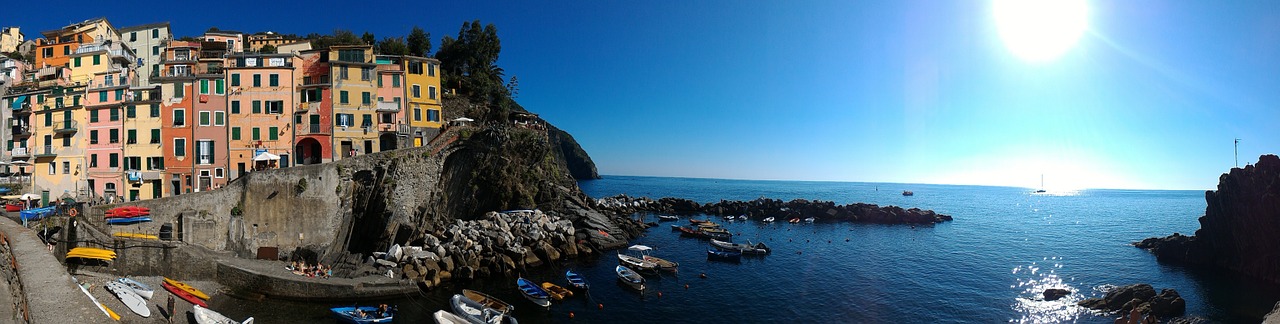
[217,176,1280,323]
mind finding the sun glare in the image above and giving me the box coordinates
[993,0,1088,62]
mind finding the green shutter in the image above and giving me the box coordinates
[115,89,123,101]
[377,75,382,87]
[215,112,224,125]
[44,112,51,126]
[231,101,240,114]
[126,105,135,118]
[231,74,240,86]
[74,57,81,67]
[215,79,224,94]
[200,80,209,94]
[175,83,184,97]
[252,101,261,114]
[252,128,260,140]
[253,74,261,87]
[128,130,136,143]
[90,110,99,122]
[270,74,278,87]
[362,92,370,105]
[150,104,159,117]
[93,55,100,65]
[340,91,348,104]
[99,91,107,102]
[151,129,160,143]
[231,127,240,140]
[392,76,399,87]
[200,112,209,125]
[268,127,278,140]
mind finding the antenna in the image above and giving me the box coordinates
[1235,138,1241,168]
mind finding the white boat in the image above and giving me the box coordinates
[657,215,678,221]
[628,245,679,271]
[617,253,659,273]
[615,265,645,291]
[710,239,772,255]
[117,277,154,299]
[450,293,517,324]
[723,215,735,221]
[804,217,816,223]
[739,215,748,220]
[762,217,775,223]
[106,281,151,317]
[433,310,472,324]
[193,305,254,324]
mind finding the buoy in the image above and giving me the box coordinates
[684,284,689,289]
[598,303,604,310]
[569,312,575,318]
[846,238,850,242]
[699,273,707,279]
[658,292,663,297]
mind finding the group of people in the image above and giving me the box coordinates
[287,260,331,278]
[353,304,392,319]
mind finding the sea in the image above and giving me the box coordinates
[221,175,1280,323]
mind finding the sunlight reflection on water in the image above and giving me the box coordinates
[1011,257,1089,323]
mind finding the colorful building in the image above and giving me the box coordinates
[122,85,164,200]
[293,49,332,165]
[119,22,171,86]
[34,18,119,69]
[327,45,378,160]
[0,27,23,54]
[227,53,295,180]
[83,68,132,202]
[373,56,407,151]
[190,41,230,191]
[30,83,87,205]
[156,41,198,195]
[399,55,444,146]
[246,32,295,52]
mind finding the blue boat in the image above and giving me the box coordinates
[516,278,551,307]
[330,305,394,324]
[106,216,152,225]
[19,206,56,221]
[707,249,742,262]
[565,270,590,290]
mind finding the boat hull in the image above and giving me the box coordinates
[117,278,154,300]
[194,305,253,324]
[615,265,645,291]
[565,270,590,290]
[330,306,394,324]
[707,249,742,262]
[516,278,551,307]
[162,282,207,307]
[106,281,150,317]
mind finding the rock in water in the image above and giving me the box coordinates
[1078,284,1184,319]
[1043,288,1071,301]
[1264,301,1280,324]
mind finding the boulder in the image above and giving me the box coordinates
[1042,288,1071,301]
[535,242,561,262]
[456,266,475,280]
[1264,301,1280,324]
[1148,289,1186,318]
[522,249,543,267]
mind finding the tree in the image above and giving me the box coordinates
[260,44,277,54]
[206,27,221,33]
[361,32,375,46]
[406,26,431,57]
[506,76,519,99]
[377,37,409,56]
[436,20,505,104]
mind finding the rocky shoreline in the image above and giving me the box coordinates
[1076,283,1186,322]
[594,195,954,224]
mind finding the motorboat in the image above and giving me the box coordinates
[710,239,771,255]
[615,265,645,291]
[657,215,678,221]
[762,217,775,223]
[617,253,659,273]
[330,306,392,324]
[628,245,679,272]
[450,292,517,324]
[707,249,742,262]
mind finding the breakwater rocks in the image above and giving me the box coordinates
[595,195,953,224]
[1078,284,1186,321]
[1135,154,1280,285]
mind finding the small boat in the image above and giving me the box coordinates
[194,305,254,324]
[433,310,472,324]
[74,277,121,321]
[617,253,659,273]
[674,225,732,240]
[163,281,207,307]
[629,245,679,271]
[4,201,22,212]
[117,278,154,300]
[902,190,914,196]
[330,306,394,324]
[707,249,742,262]
[461,289,514,314]
[762,217,775,223]
[565,270,590,290]
[106,281,151,317]
[789,218,800,224]
[710,239,772,255]
[689,219,711,224]
[106,216,152,225]
[739,215,748,220]
[516,278,551,307]
[615,265,645,291]
[723,215,735,221]
[541,282,573,300]
[113,232,159,240]
[451,292,517,324]
[657,215,678,221]
[804,217,816,223]
[163,277,210,300]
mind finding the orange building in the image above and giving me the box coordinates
[34,18,119,69]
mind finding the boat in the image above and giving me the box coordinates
[163,277,210,300]
[19,206,56,221]
[74,277,121,321]
[707,249,742,262]
[163,281,207,307]
[762,217,775,223]
[657,215,678,221]
[106,216,152,225]
[789,218,800,224]
[116,278,154,299]
[66,247,117,261]
[739,215,748,220]
[451,290,517,324]
[804,217,816,223]
[710,239,771,255]
[1034,174,1048,193]
[629,245,679,271]
[723,215,735,221]
[194,305,254,324]
[617,253,659,273]
[4,201,22,212]
[565,270,590,290]
[106,281,151,317]
[540,282,573,300]
[674,225,732,240]
[433,310,472,324]
[689,219,711,224]
[902,190,914,196]
[615,265,645,291]
[330,306,394,324]
[516,278,551,307]
[113,232,159,240]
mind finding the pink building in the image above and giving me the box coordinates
[375,62,406,151]
[84,70,131,201]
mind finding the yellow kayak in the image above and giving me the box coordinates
[163,277,210,300]
[67,247,117,260]
[113,233,159,240]
[102,304,121,321]
[541,282,573,300]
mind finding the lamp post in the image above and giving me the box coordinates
[1235,138,1241,168]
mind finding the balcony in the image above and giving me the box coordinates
[294,124,331,136]
[163,55,195,63]
[54,120,78,134]
[10,148,27,158]
[375,101,400,113]
[301,76,331,87]
[11,125,30,137]
[12,103,30,115]
[34,145,56,158]
[296,101,319,113]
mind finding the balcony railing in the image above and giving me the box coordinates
[375,101,400,113]
[163,55,195,63]
[301,76,331,86]
[296,101,319,113]
[10,148,27,158]
[34,145,56,158]
[11,125,30,137]
[294,123,331,136]
[54,120,78,134]
[12,103,30,115]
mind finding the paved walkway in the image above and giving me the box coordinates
[0,218,105,323]
[213,253,419,301]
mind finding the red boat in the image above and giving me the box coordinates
[4,202,22,212]
[105,206,151,218]
[162,282,207,307]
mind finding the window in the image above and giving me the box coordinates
[429,86,437,100]
[412,85,420,98]
[127,130,137,144]
[408,62,422,74]
[90,154,98,168]
[362,92,371,105]
[268,127,278,140]
[174,138,186,157]
[173,109,185,126]
[151,129,160,144]
[428,109,440,122]
[174,82,184,97]
[98,91,107,102]
[147,157,164,170]
[231,101,240,114]
[93,55,100,65]
[377,75,383,87]
[337,50,364,62]
[126,105,136,118]
[215,168,224,178]
[252,127,260,140]
[429,63,436,76]
[361,114,372,128]
[199,111,210,126]
[43,47,52,58]
[110,153,119,168]
[338,66,349,80]
[214,111,225,126]
[152,46,158,55]
[200,80,209,94]
[62,136,70,147]
[124,157,141,171]
[231,74,240,86]
[110,108,120,121]
[215,79,224,94]
[44,112,50,127]
[392,76,400,88]
[196,140,213,165]
[414,105,421,121]
[361,67,372,81]
[150,104,160,117]
[336,114,353,127]
[340,91,349,104]
[253,74,261,87]
[152,29,159,38]
[252,100,261,114]
[48,162,54,175]
[269,74,279,87]
[109,129,119,144]
[63,161,69,174]
[231,127,240,140]
[266,101,283,114]
[90,130,99,144]
[74,57,82,67]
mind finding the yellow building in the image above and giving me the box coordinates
[30,83,88,205]
[328,45,378,159]
[399,56,443,147]
[122,85,164,200]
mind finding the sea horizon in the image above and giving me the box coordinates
[590,174,1214,193]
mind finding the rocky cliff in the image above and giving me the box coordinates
[1135,154,1280,285]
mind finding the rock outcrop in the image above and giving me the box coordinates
[1135,154,1280,285]
[595,195,953,225]
[1078,284,1185,321]
[1264,301,1280,324]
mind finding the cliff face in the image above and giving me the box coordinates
[548,124,600,180]
[1136,154,1280,284]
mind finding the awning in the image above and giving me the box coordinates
[19,193,39,200]
[253,152,281,161]
[10,96,25,110]
[0,195,19,200]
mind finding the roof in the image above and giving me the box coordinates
[40,17,110,38]
[118,22,170,33]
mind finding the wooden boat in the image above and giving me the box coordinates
[617,253,658,273]
[657,215,678,221]
[461,289,514,314]
[433,310,472,324]
[106,216,152,225]
[615,265,645,291]
[674,225,732,240]
[629,245,679,271]
[689,219,711,225]
[4,202,22,212]
[330,306,394,324]
[699,226,729,234]
[117,278,154,299]
[516,278,551,307]
[710,239,771,255]
[193,305,254,324]
[163,281,207,307]
[565,270,590,290]
[540,282,573,300]
[707,249,742,262]
[113,232,159,240]
[451,291,518,324]
[163,277,210,300]
[106,281,151,317]
[73,277,121,321]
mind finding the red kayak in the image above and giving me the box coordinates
[105,209,150,218]
[162,282,207,307]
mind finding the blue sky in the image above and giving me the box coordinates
[8,1,1279,190]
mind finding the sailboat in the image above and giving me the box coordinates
[1034,174,1047,193]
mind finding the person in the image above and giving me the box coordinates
[354,309,366,319]
[377,304,389,317]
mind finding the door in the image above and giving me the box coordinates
[198,170,211,191]
[40,191,48,207]
[151,181,161,199]
[129,190,139,201]
[340,141,353,158]
[414,137,422,147]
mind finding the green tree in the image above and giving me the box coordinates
[406,26,431,57]
[506,75,519,99]
[377,37,409,55]
[436,20,504,104]
[361,32,375,46]
[260,44,277,54]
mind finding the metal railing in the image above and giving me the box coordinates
[10,148,28,158]
[294,124,330,136]
[54,120,79,134]
[375,101,400,112]
[34,145,56,157]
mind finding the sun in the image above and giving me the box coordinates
[993,0,1089,62]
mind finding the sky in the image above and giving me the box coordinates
[6,0,1280,190]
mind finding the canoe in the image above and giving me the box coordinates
[450,293,517,324]
[73,277,121,321]
[540,282,573,300]
[657,215,678,221]
[330,306,394,324]
[617,254,658,273]
[516,278,551,307]
[615,265,645,291]
[67,247,117,261]
[163,282,207,307]
[707,249,742,262]
[565,270,590,290]
[117,278,154,300]
[461,289,514,314]
[113,232,159,240]
[710,239,772,255]
[433,310,472,324]
[194,305,254,324]
[163,277,210,300]
[107,216,152,225]
[106,281,151,317]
